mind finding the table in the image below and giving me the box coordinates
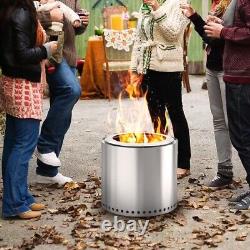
[80,32,135,99]
[80,36,106,99]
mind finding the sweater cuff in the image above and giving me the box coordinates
[220,27,228,39]
[152,6,167,23]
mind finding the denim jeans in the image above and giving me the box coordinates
[142,70,191,169]
[206,69,233,178]
[36,59,81,177]
[2,114,40,217]
[226,83,250,185]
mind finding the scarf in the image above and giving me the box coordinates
[222,0,237,27]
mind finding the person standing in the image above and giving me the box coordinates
[0,0,57,218]
[205,0,250,209]
[36,0,89,186]
[181,0,233,189]
[131,0,191,179]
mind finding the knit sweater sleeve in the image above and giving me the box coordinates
[190,13,224,47]
[221,1,250,45]
[58,1,80,24]
[152,0,189,42]
[130,28,141,72]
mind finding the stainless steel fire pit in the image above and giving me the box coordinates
[101,133,178,217]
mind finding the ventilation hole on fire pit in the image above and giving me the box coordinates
[116,209,119,212]
[121,210,124,213]
[159,209,162,212]
[137,211,140,214]
[131,211,135,214]
[148,211,152,214]
[112,208,114,211]
[143,211,146,214]
[126,211,129,214]
[154,210,157,213]
[163,208,166,212]
[168,207,170,210]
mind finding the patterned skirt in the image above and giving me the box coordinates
[0,76,43,120]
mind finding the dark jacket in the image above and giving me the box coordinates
[189,13,224,72]
[0,8,47,82]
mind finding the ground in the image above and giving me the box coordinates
[0,75,250,250]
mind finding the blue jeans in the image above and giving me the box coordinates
[36,59,81,177]
[226,83,250,185]
[2,115,40,218]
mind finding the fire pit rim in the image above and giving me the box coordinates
[103,133,175,148]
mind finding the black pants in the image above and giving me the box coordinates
[226,83,250,185]
[142,70,191,169]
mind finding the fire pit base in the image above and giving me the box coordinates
[101,134,178,218]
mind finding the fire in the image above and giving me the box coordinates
[115,76,168,143]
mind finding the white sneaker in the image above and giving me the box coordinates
[36,151,61,167]
[36,173,73,186]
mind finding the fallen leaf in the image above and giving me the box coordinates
[192,216,203,222]
[48,209,59,214]
[235,232,248,241]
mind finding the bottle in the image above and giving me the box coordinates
[141,3,151,13]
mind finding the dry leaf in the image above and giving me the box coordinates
[192,216,203,222]
[235,232,248,241]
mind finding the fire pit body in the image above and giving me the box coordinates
[101,133,178,217]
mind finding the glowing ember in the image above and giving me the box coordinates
[115,76,168,144]
[116,133,165,143]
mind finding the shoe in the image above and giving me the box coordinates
[30,203,45,211]
[202,81,208,90]
[205,175,233,190]
[177,168,190,179]
[18,210,41,219]
[229,190,250,203]
[233,193,250,210]
[36,173,73,186]
[36,151,61,167]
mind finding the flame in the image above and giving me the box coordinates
[115,75,168,143]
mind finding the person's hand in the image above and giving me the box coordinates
[180,3,195,18]
[78,10,90,26]
[50,8,63,22]
[73,20,81,27]
[206,15,223,24]
[143,0,160,11]
[204,22,224,38]
[49,41,58,54]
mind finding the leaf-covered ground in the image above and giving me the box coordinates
[0,174,250,250]
[1,77,250,249]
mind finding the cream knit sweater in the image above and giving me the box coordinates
[130,0,189,74]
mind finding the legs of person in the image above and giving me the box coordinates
[2,115,15,178]
[226,84,250,185]
[2,115,40,217]
[37,59,81,177]
[226,83,250,209]
[164,72,191,171]
[206,69,233,182]
[142,72,167,134]
[142,71,191,173]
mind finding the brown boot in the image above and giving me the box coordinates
[18,210,41,219]
[30,203,45,211]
